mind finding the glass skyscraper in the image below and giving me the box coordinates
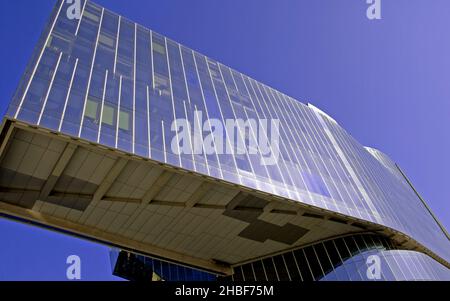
[1,0,449,280]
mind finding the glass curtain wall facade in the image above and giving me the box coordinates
[111,234,450,281]
[5,0,450,279]
[222,234,450,281]
[110,249,216,281]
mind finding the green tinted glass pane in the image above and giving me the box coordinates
[102,105,114,126]
[99,34,114,48]
[153,42,166,54]
[83,10,99,22]
[119,110,129,130]
[85,99,98,119]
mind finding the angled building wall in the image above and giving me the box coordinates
[0,0,449,280]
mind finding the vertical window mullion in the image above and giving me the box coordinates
[38,52,63,125]
[132,23,137,154]
[97,69,109,142]
[115,75,122,148]
[113,16,121,74]
[165,37,182,167]
[15,0,65,119]
[59,58,79,131]
[75,0,87,36]
[78,8,105,137]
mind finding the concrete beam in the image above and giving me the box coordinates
[142,170,173,204]
[39,143,77,200]
[0,122,14,161]
[92,157,128,202]
[0,201,232,275]
[184,181,212,208]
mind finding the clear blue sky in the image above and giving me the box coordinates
[0,0,449,280]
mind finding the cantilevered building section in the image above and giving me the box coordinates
[0,0,449,280]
